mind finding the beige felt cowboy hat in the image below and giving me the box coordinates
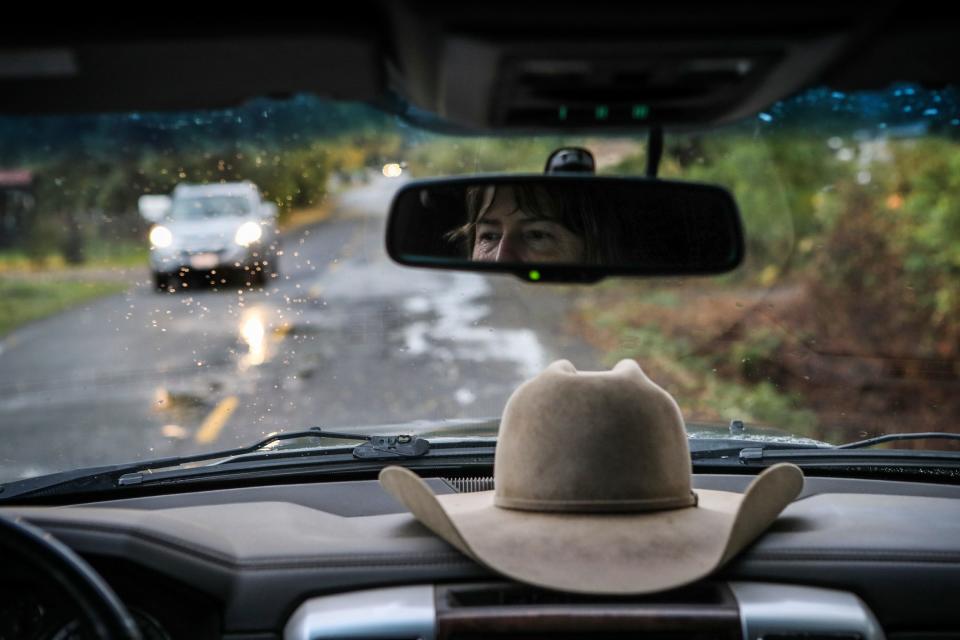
[380,359,803,594]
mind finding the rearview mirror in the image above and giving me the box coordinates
[138,195,171,223]
[386,176,744,282]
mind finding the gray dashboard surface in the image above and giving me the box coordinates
[3,474,960,633]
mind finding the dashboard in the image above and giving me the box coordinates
[3,473,960,639]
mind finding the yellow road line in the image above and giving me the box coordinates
[272,323,293,340]
[195,395,239,444]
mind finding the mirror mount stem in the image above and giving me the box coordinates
[646,125,664,179]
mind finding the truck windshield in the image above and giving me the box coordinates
[169,195,250,220]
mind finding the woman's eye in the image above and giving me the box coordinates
[524,229,556,244]
[477,231,501,244]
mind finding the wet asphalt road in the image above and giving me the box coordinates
[0,177,600,481]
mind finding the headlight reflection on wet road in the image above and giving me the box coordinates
[239,308,267,370]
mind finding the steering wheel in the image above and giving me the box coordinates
[0,515,142,639]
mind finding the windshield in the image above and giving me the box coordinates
[169,195,251,220]
[1,85,958,482]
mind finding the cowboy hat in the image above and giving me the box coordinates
[380,359,803,594]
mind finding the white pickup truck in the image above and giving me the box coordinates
[139,181,281,291]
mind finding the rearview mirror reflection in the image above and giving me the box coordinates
[386,176,744,282]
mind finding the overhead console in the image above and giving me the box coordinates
[384,0,921,131]
[284,581,885,639]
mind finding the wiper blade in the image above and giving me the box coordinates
[0,427,431,501]
[834,431,960,450]
[738,447,960,465]
[208,429,432,465]
[738,431,960,464]
[146,427,429,468]
[690,432,960,465]
[690,441,825,460]
[117,428,431,484]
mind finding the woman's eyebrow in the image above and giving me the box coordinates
[518,217,559,224]
[478,207,554,225]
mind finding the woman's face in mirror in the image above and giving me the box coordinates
[471,187,586,263]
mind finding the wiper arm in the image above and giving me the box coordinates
[145,427,429,468]
[117,428,431,482]
[834,431,960,449]
[0,427,431,501]
[208,428,432,465]
[690,441,825,460]
[739,431,960,464]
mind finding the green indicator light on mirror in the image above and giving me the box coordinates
[558,105,568,121]
[632,104,650,120]
[595,105,609,120]
[529,270,541,281]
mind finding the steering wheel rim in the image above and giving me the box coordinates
[0,514,142,639]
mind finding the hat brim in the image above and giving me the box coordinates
[379,463,803,594]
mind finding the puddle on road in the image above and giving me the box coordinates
[399,273,547,379]
[275,260,549,382]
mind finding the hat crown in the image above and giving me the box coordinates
[493,360,694,513]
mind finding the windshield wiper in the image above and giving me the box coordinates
[832,432,960,449]
[737,431,960,464]
[0,427,432,502]
[116,427,431,484]
[191,427,430,463]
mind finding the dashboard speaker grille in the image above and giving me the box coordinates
[445,476,495,493]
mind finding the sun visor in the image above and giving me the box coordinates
[0,35,384,116]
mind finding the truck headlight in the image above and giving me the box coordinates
[234,221,263,247]
[149,225,173,248]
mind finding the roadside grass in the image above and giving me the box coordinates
[0,249,66,272]
[0,277,127,337]
[573,283,819,438]
[280,201,335,232]
[82,239,149,269]
[0,240,148,273]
